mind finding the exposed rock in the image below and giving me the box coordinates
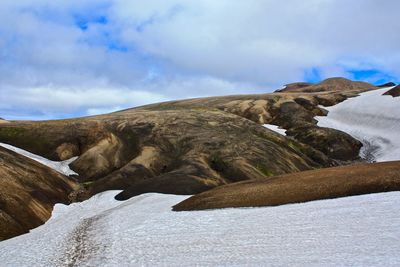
[383,85,400,97]
[56,142,80,160]
[286,125,363,161]
[173,161,400,211]
[0,120,109,160]
[271,101,317,128]
[0,147,77,240]
[377,82,396,88]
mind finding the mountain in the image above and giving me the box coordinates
[0,77,398,241]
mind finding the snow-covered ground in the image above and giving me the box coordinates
[316,87,400,162]
[0,142,78,176]
[263,124,287,136]
[0,191,399,266]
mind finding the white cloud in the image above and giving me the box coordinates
[0,76,256,119]
[119,0,400,82]
[1,84,164,117]
[1,0,400,119]
[86,107,123,116]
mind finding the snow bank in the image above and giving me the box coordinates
[316,87,400,162]
[0,142,78,176]
[1,191,399,266]
[263,124,287,136]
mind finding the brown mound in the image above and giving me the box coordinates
[275,77,375,93]
[0,147,77,240]
[383,85,400,97]
[173,161,400,211]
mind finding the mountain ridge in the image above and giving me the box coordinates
[0,77,397,240]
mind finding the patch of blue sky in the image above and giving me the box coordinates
[304,66,397,85]
[347,69,397,85]
[97,31,129,52]
[74,23,130,53]
[304,67,322,83]
[107,41,129,52]
[74,14,108,31]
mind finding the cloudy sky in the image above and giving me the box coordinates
[1,0,399,120]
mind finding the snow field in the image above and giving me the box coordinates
[0,191,399,266]
[316,87,400,162]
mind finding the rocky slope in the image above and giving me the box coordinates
[0,108,329,201]
[0,78,374,201]
[173,161,400,211]
[0,147,77,240]
[0,77,392,239]
[136,77,374,161]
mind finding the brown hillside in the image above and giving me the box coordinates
[0,147,77,240]
[173,161,400,211]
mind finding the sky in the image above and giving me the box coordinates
[0,0,399,120]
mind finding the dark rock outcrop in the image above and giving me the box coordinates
[286,126,363,161]
[383,85,400,97]
[173,161,400,211]
[377,82,396,88]
[0,147,77,240]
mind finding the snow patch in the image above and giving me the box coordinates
[0,142,78,176]
[0,191,399,266]
[316,87,400,162]
[263,124,287,136]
